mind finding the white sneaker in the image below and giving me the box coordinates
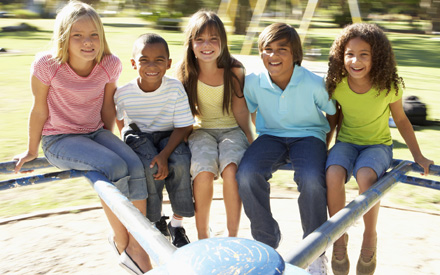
[306,254,328,275]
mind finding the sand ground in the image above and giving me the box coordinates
[1,183,440,275]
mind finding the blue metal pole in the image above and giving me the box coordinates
[284,160,413,268]
[392,159,440,176]
[399,175,440,190]
[0,158,52,174]
[83,171,176,266]
[0,170,86,191]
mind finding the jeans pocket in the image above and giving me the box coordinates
[42,134,67,153]
[126,135,157,160]
[125,134,147,149]
[173,142,191,155]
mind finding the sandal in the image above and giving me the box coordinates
[332,233,350,275]
[356,246,377,275]
[120,250,144,275]
[108,234,120,257]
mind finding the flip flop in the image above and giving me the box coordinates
[119,250,144,275]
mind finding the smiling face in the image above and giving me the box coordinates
[344,37,372,83]
[68,16,100,68]
[192,28,221,64]
[260,38,295,89]
[131,42,171,93]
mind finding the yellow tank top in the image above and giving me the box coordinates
[196,80,237,129]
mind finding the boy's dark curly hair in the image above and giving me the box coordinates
[326,23,404,98]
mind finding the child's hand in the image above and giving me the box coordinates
[415,156,434,176]
[150,154,169,180]
[13,151,38,173]
[246,133,254,144]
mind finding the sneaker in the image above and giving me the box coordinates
[168,222,190,248]
[307,254,328,275]
[155,216,171,240]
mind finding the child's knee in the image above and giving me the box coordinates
[356,167,377,189]
[296,170,326,194]
[106,159,129,181]
[221,163,238,179]
[326,165,347,187]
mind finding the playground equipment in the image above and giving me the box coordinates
[217,0,362,55]
[1,157,439,274]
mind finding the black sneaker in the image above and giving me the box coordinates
[155,216,171,240]
[168,222,190,248]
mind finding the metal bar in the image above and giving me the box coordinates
[83,171,176,266]
[0,170,86,191]
[284,160,413,268]
[399,175,440,190]
[0,157,52,174]
[239,0,268,55]
[298,0,319,44]
[392,159,440,176]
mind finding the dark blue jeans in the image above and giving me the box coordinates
[236,135,328,248]
[125,131,194,222]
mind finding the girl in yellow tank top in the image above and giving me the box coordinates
[177,10,254,240]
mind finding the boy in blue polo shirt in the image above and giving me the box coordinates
[236,23,335,274]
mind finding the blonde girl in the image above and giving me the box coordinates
[13,1,151,273]
[177,9,253,239]
[326,23,433,275]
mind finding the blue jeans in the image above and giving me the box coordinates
[236,135,328,248]
[42,128,147,201]
[125,131,194,222]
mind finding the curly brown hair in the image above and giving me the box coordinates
[326,23,404,98]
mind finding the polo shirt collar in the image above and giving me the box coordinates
[259,64,303,90]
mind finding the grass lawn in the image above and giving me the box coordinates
[1,16,440,218]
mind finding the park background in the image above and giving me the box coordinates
[0,0,440,273]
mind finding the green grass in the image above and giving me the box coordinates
[1,16,440,218]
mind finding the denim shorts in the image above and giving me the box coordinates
[188,127,249,179]
[326,141,393,182]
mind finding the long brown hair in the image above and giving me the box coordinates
[326,23,404,98]
[176,9,243,116]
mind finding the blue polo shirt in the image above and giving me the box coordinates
[244,65,336,143]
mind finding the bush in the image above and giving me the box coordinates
[138,11,183,31]
[333,10,352,27]
[11,9,40,19]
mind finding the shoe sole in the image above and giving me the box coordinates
[119,250,144,275]
[108,234,120,257]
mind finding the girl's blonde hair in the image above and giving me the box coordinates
[177,9,244,116]
[52,0,111,64]
[326,23,404,98]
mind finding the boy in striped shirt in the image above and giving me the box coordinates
[114,33,194,248]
